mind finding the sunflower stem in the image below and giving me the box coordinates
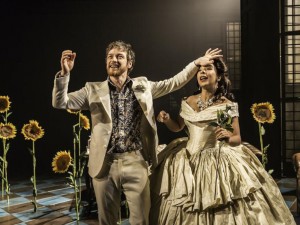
[77,113,82,207]
[4,139,9,203]
[72,171,79,221]
[1,111,8,198]
[1,140,5,198]
[73,126,79,221]
[4,110,7,124]
[32,141,37,212]
[1,141,9,202]
[258,122,266,168]
[1,111,11,202]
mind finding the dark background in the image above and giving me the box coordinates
[0,0,283,179]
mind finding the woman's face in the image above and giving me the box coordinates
[196,64,219,89]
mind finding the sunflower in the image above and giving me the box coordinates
[251,102,276,124]
[21,120,45,141]
[52,151,72,173]
[0,96,11,113]
[67,109,81,115]
[80,113,90,130]
[0,122,17,139]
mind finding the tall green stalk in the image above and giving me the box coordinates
[77,114,82,206]
[32,141,37,212]
[258,122,267,168]
[1,111,10,202]
[73,125,80,222]
[1,139,5,198]
[3,139,9,203]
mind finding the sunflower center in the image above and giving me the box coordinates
[57,156,70,170]
[256,108,271,121]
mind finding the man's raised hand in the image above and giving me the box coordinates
[60,50,76,76]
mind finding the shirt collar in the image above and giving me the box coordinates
[107,76,133,90]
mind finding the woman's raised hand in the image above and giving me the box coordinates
[157,110,170,123]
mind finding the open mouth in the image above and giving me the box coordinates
[199,76,208,81]
[109,63,119,69]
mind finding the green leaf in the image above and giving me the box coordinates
[220,112,225,121]
[28,147,33,155]
[79,151,88,160]
[5,142,10,152]
[227,116,232,125]
[217,110,221,121]
[263,144,270,152]
[7,112,12,118]
[260,125,265,135]
[67,171,73,176]
[225,127,234,133]
[69,175,74,183]
[209,106,234,134]
[208,122,219,127]
[268,169,274,174]
[225,105,231,111]
[75,136,79,143]
[79,161,87,177]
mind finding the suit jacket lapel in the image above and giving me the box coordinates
[97,81,111,120]
[132,80,156,130]
[132,81,147,113]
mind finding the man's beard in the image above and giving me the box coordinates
[108,70,123,77]
[107,66,127,77]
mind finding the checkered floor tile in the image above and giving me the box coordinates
[0,176,298,224]
[0,176,101,224]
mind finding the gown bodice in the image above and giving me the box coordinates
[180,100,239,154]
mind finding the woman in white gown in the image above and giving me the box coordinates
[152,57,296,225]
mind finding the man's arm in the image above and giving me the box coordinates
[52,74,89,110]
[52,50,89,110]
[150,48,222,99]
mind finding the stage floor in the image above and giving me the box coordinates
[0,176,131,225]
[0,176,299,224]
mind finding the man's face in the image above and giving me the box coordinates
[106,48,132,77]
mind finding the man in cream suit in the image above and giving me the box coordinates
[52,40,221,225]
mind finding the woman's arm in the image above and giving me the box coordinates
[157,110,185,132]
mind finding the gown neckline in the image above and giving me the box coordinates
[182,100,231,113]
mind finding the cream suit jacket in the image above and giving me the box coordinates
[52,62,198,178]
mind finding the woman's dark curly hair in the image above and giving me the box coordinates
[195,57,235,101]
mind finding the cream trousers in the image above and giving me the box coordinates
[93,151,150,225]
